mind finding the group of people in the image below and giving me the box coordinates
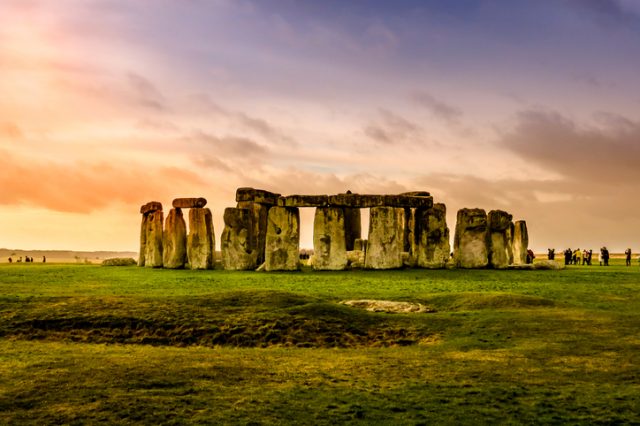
[560,248,595,266]
[554,247,634,266]
[7,256,45,263]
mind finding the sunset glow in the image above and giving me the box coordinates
[1,0,639,251]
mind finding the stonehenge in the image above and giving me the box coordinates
[138,188,532,272]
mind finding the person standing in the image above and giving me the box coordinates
[603,247,610,266]
[625,248,632,266]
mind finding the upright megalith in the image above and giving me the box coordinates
[512,220,529,265]
[144,210,164,268]
[265,206,300,271]
[454,208,488,268]
[163,208,187,269]
[312,207,348,270]
[344,208,361,251]
[236,187,281,265]
[415,203,450,268]
[403,208,417,267]
[187,208,215,269]
[138,214,148,267]
[138,201,163,267]
[487,210,513,269]
[365,206,404,269]
[221,207,257,270]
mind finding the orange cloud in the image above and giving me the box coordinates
[0,150,206,213]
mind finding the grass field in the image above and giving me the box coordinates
[1,261,639,424]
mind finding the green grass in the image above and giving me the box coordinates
[1,261,640,424]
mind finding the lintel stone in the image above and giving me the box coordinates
[236,187,281,205]
[172,197,207,209]
[328,193,433,208]
[140,201,163,215]
[277,195,329,207]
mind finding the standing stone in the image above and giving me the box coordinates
[138,213,148,267]
[512,220,529,265]
[312,207,348,271]
[344,208,361,251]
[188,208,215,270]
[265,206,300,271]
[163,208,187,269]
[144,210,164,268]
[403,208,417,267]
[221,208,258,270]
[415,203,450,269]
[454,208,488,268]
[237,201,271,265]
[487,210,514,269]
[365,207,404,269]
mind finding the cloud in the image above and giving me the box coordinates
[0,122,23,140]
[411,91,463,124]
[413,172,640,252]
[127,72,166,111]
[0,150,206,213]
[499,109,640,182]
[565,0,640,28]
[186,131,270,165]
[364,109,423,145]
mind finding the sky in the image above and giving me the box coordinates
[1,0,639,253]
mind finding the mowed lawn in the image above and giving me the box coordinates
[1,261,639,425]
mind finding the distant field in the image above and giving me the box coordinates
[1,261,639,424]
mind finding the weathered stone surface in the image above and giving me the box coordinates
[265,207,300,271]
[403,208,417,267]
[236,187,281,205]
[163,208,187,269]
[487,210,514,269]
[509,260,564,270]
[512,220,529,265]
[140,201,162,215]
[346,250,365,269]
[365,207,405,269]
[328,193,433,208]
[138,214,148,267]
[187,208,215,270]
[312,207,348,271]
[341,300,434,313]
[415,204,451,269]
[278,195,329,208]
[399,191,431,197]
[352,238,366,252]
[454,208,488,268]
[220,208,257,270]
[172,197,207,209]
[237,201,270,265]
[344,208,361,251]
[144,210,164,268]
